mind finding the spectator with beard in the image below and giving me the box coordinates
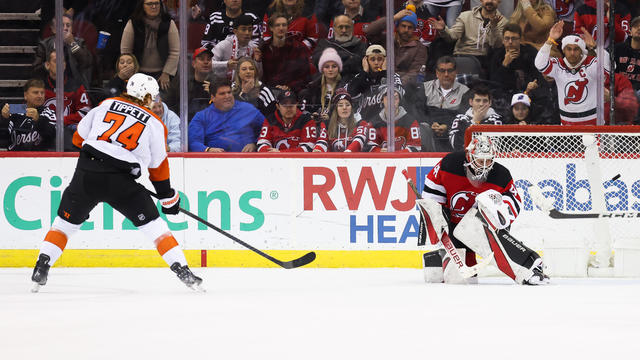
[0,79,57,151]
[312,14,367,82]
[327,0,381,43]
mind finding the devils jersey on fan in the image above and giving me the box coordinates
[262,13,320,50]
[327,119,371,152]
[535,42,610,125]
[327,17,437,46]
[573,0,631,46]
[257,110,323,152]
[73,97,170,180]
[367,112,421,152]
[423,151,522,225]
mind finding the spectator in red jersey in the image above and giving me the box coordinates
[367,85,422,152]
[604,73,639,125]
[41,49,92,151]
[363,7,429,85]
[317,89,370,152]
[313,14,367,83]
[257,90,322,152]
[263,0,322,51]
[260,13,315,93]
[574,0,631,47]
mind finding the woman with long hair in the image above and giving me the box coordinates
[263,0,321,50]
[300,48,344,123]
[232,57,277,116]
[120,0,180,90]
[318,88,370,152]
[510,0,556,52]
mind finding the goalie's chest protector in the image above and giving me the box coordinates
[426,151,516,224]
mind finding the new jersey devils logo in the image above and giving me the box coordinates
[450,191,477,219]
[564,78,589,105]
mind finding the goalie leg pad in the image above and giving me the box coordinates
[452,208,493,258]
[442,247,472,284]
[422,251,444,283]
[416,198,448,245]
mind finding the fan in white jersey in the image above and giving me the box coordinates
[418,135,550,285]
[535,20,610,125]
[30,73,203,292]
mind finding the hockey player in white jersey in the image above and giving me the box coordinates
[535,20,610,125]
[31,73,203,292]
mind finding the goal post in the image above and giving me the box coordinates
[465,125,640,277]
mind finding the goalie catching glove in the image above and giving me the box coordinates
[158,189,181,215]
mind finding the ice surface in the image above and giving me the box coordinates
[1,268,640,360]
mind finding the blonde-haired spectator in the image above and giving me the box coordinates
[510,0,556,52]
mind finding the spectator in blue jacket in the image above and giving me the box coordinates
[150,96,181,152]
[188,79,265,152]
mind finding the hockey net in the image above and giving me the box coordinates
[466,125,640,276]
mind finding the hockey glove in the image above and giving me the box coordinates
[159,189,181,215]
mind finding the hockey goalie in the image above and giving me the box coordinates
[418,135,550,285]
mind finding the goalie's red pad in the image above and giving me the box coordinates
[418,205,440,245]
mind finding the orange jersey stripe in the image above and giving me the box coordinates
[155,234,178,256]
[72,131,84,148]
[44,229,68,251]
[148,157,170,181]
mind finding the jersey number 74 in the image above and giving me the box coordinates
[97,112,145,151]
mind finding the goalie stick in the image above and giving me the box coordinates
[548,209,640,219]
[148,191,316,269]
[401,169,493,278]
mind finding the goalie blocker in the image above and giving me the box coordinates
[418,136,549,285]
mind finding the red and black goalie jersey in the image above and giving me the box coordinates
[423,151,522,225]
[257,110,319,152]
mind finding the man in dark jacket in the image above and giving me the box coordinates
[164,47,213,122]
[0,79,57,151]
[312,14,367,83]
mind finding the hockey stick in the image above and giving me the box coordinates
[548,209,640,219]
[400,169,493,278]
[148,191,316,269]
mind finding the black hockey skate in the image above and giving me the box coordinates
[170,263,204,291]
[31,254,51,292]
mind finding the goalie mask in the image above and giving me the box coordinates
[464,135,495,184]
[126,73,160,103]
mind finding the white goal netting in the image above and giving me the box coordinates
[467,125,640,275]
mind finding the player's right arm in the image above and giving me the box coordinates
[73,102,101,148]
[256,118,274,152]
[422,160,447,205]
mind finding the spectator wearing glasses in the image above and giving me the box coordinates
[488,23,543,114]
[313,14,367,83]
[415,56,469,152]
[120,0,180,91]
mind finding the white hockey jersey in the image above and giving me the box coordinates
[535,43,610,125]
[73,97,170,181]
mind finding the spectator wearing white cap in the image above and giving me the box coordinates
[346,44,403,122]
[535,20,610,125]
[300,48,346,123]
[509,93,533,125]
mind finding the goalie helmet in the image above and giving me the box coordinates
[464,135,496,182]
[126,73,159,102]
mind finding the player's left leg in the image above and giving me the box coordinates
[109,178,203,290]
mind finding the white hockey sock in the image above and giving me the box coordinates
[39,241,64,265]
[161,246,187,267]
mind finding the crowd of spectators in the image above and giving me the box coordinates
[1,0,639,153]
